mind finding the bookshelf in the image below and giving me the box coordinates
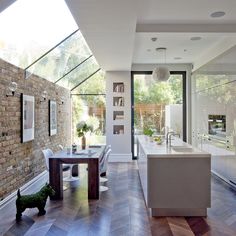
[113,82,124,93]
[112,82,125,135]
[113,111,124,120]
[113,125,124,135]
[113,97,124,107]
[106,71,132,160]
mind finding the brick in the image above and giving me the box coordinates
[0,58,71,200]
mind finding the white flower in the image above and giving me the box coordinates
[76,121,86,129]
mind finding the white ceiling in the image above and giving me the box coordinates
[137,0,236,24]
[65,0,137,71]
[65,0,236,71]
[133,33,233,64]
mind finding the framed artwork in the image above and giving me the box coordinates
[49,100,57,136]
[21,94,35,143]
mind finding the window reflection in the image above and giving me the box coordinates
[192,45,236,184]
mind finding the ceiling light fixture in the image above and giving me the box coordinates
[152,47,170,82]
[151,37,157,42]
[210,11,226,18]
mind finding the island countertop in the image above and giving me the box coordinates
[137,135,210,158]
[137,135,211,217]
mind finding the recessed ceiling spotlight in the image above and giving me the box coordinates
[190,36,202,41]
[184,49,187,52]
[210,11,226,18]
[147,49,151,52]
[174,57,182,60]
[151,37,157,42]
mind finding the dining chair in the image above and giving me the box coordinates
[100,145,112,183]
[42,148,79,187]
[42,148,72,190]
[99,148,112,192]
[58,145,80,182]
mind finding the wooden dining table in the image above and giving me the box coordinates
[49,146,105,200]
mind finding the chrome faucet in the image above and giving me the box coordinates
[166,131,180,146]
[161,126,169,136]
[161,126,170,141]
[166,131,175,145]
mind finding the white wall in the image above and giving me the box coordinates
[106,71,132,162]
[165,104,183,138]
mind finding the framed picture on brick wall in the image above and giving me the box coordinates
[49,100,57,136]
[21,94,35,143]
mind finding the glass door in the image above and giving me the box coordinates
[131,71,186,158]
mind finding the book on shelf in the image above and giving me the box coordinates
[118,97,124,106]
[115,115,124,120]
[114,84,124,93]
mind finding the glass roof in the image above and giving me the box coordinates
[57,56,100,90]
[0,0,104,92]
[25,30,92,83]
[71,70,106,94]
[0,0,77,68]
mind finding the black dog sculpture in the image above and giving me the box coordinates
[16,183,55,221]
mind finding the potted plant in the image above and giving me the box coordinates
[76,121,93,149]
[143,127,154,141]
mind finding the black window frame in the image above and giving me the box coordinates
[131,71,187,159]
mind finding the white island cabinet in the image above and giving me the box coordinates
[137,135,211,217]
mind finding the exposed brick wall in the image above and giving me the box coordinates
[0,59,71,200]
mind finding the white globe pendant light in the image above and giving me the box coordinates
[152,66,170,81]
[152,47,170,82]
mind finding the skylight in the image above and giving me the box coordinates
[0,0,78,69]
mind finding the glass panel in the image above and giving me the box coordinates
[57,56,100,90]
[72,95,106,146]
[192,45,236,185]
[71,70,106,94]
[0,0,77,69]
[26,31,92,82]
[193,45,236,92]
[133,73,184,156]
[194,74,235,92]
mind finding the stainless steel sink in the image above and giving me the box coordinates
[172,146,195,152]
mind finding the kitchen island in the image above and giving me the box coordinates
[137,135,211,217]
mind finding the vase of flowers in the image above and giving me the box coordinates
[76,121,93,149]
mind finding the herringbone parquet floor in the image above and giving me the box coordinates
[1,162,236,236]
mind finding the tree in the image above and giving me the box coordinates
[133,75,182,134]
[71,71,106,142]
[134,78,149,104]
[168,75,182,103]
[149,81,174,104]
[73,71,106,106]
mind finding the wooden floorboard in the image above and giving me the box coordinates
[1,162,236,236]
